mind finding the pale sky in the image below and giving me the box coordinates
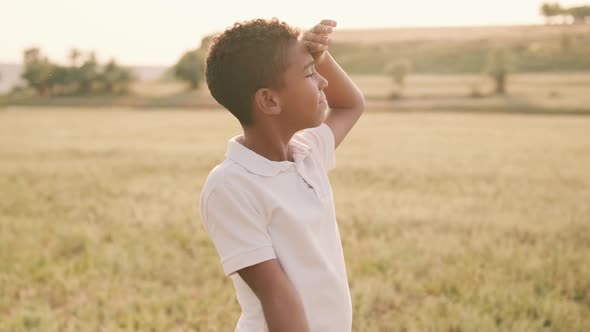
[1,0,587,66]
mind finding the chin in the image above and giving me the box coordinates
[316,108,326,125]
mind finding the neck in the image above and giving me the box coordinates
[241,125,295,162]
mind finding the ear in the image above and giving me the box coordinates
[253,88,281,116]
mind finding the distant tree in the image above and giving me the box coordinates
[568,6,590,24]
[78,51,99,94]
[69,48,81,67]
[21,47,134,96]
[21,48,54,96]
[541,2,565,24]
[172,50,203,89]
[100,59,135,94]
[100,59,120,93]
[541,2,569,24]
[199,35,215,52]
[46,65,69,95]
[384,59,411,99]
[62,48,82,93]
[385,60,411,88]
[485,48,513,95]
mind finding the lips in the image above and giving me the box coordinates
[318,93,326,105]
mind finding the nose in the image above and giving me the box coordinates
[317,73,328,90]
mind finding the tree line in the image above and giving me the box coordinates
[541,2,590,24]
[17,45,205,97]
[20,48,135,97]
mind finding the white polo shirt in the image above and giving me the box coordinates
[199,122,352,332]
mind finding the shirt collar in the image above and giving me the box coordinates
[226,134,312,177]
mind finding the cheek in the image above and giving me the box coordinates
[281,80,319,116]
[289,81,317,106]
[304,79,319,101]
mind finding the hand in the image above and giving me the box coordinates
[301,19,337,63]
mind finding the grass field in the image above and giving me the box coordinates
[1,108,589,331]
[350,72,590,112]
[133,72,590,113]
[5,72,590,114]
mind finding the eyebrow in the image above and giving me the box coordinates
[303,60,315,71]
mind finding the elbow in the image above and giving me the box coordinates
[354,93,366,113]
[358,94,366,111]
[355,88,366,112]
[260,295,311,332]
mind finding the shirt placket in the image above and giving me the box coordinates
[295,165,321,199]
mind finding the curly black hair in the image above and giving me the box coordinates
[204,18,301,127]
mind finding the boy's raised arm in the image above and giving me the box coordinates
[237,259,311,332]
[301,19,366,150]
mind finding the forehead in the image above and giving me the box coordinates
[285,40,313,70]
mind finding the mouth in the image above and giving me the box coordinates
[318,93,326,105]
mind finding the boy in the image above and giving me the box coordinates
[199,17,365,332]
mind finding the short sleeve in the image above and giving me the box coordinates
[295,122,336,171]
[199,181,276,276]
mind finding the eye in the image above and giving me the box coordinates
[306,72,314,78]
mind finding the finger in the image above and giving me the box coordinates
[302,32,331,45]
[303,41,328,52]
[312,24,334,35]
[320,19,337,27]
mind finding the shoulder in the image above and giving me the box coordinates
[199,158,263,211]
[198,158,269,232]
[292,122,336,172]
[292,122,334,149]
[200,159,238,202]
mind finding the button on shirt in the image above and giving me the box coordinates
[199,123,352,332]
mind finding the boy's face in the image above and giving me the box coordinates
[276,40,329,131]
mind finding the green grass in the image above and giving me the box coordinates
[1,108,589,331]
